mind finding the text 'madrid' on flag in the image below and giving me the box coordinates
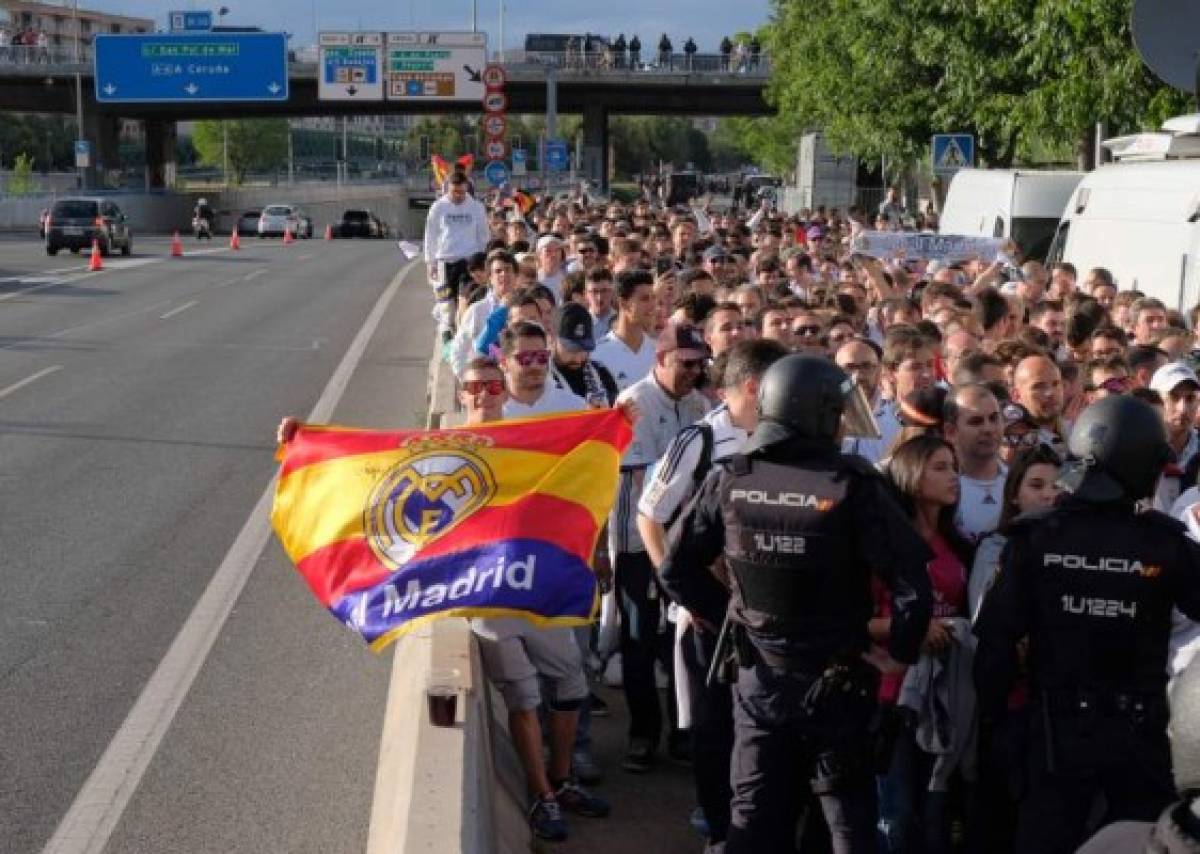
[271,409,632,651]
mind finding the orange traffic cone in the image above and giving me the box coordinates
[170,231,183,257]
[230,229,241,250]
[88,239,103,271]
[324,223,334,241]
[282,227,294,245]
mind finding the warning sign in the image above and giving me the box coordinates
[931,134,975,176]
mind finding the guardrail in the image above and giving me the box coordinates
[506,50,770,76]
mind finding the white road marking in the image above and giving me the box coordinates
[242,268,267,282]
[41,262,412,854]
[0,280,65,304]
[159,300,198,320]
[0,365,63,401]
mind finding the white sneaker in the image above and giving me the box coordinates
[603,654,623,688]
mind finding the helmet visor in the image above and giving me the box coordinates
[841,381,881,439]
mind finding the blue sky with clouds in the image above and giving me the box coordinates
[88,1,773,53]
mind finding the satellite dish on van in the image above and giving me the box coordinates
[1132,0,1200,94]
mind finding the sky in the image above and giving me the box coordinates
[83,0,774,53]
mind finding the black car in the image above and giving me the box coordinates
[45,197,133,256]
[337,209,388,239]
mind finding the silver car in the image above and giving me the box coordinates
[258,204,313,239]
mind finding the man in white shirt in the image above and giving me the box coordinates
[1151,362,1200,513]
[593,269,658,392]
[635,339,787,847]
[449,249,519,378]
[499,321,589,418]
[423,172,489,340]
[536,234,567,295]
[944,383,1007,543]
[610,322,710,772]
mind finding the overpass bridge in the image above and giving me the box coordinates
[0,50,773,190]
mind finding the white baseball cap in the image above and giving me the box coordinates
[1150,361,1200,395]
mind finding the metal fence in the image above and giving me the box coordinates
[0,44,90,65]
[506,51,770,76]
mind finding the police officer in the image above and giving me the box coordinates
[1076,654,1200,851]
[660,355,933,853]
[974,395,1200,854]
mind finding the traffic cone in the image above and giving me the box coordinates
[170,231,183,257]
[324,223,334,241]
[88,239,103,271]
[230,229,241,250]
[282,227,294,245]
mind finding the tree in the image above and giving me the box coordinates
[192,119,288,184]
[9,153,34,194]
[764,0,1190,173]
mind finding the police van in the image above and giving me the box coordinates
[939,168,1083,261]
[1047,115,1200,310]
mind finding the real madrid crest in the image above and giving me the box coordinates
[364,432,497,569]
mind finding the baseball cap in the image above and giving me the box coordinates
[553,302,595,351]
[806,225,825,242]
[702,245,730,262]
[656,322,708,359]
[1151,362,1200,395]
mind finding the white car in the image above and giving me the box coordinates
[258,204,313,239]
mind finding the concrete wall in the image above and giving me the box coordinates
[0,182,422,237]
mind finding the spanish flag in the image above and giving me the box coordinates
[271,409,632,650]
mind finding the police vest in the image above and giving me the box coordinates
[721,454,868,641]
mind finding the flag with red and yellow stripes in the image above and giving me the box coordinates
[271,409,632,650]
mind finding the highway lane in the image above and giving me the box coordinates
[0,236,435,852]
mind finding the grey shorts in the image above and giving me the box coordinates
[475,623,588,712]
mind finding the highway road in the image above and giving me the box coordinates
[0,234,434,853]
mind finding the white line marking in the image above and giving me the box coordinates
[242,268,267,282]
[41,262,412,854]
[159,300,198,320]
[0,365,63,401]
[0,280,64,303]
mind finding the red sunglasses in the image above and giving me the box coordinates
[512,349,551,367]
[463,379,504,395]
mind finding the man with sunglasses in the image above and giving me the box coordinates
[610,322,711,773]
[790,309,826,358]
[499,321,589,418]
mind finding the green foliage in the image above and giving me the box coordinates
[764,0,1191,171]
[0,114,76,172]
[714,115,801,176]
[193,119,288,184]
[9,152,34,194]
[608,117,714,178]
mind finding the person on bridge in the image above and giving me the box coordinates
[684,38,698,71]
[658,34,673,69]
[629,34,642,69]
[613,33,627,69]
[720,36,733,71]
[424,170,489,344]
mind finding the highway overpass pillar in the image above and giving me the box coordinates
[582,103,609,192]
[83,111,121,189]
[144,120,178,190]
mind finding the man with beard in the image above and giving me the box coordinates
[550,302,619,408]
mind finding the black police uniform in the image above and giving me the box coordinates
[662,438,932,853]
[975,399,1200,854]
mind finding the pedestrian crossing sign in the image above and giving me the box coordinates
[932,134,975,176]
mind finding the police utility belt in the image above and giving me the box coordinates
[1042,687,1166,721]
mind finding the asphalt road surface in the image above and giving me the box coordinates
[0,234,434,853]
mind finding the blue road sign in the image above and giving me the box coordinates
[94,33,289,103]
[544,139,569,171]
[169,11,213,32]
[931,134,975,175]
[484,159,510,187]
[74,139,90,168]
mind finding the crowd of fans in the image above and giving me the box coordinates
[422,172,1200,851]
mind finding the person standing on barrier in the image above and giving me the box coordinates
[974,395,1200,854]
[424,171,488,343]
[661,355,933,853]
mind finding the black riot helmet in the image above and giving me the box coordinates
[1063,395,1170,502]
[744,355,854,454]
[1171,654,1200,795]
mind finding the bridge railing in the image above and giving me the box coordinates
[0,44,91,65]
[504,50,770,76]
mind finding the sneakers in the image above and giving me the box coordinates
[528,795,567,841]
[553,778,611,818]
[588,692,610,717]
[571,750,604,785]
[689,806,711,839]
[621,738,655,773]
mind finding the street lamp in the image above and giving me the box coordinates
[73,0,84,188]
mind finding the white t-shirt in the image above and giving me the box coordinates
[502,383,588,418]
[592,330,657,392]
[955,464,1008,545]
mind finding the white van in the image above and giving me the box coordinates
[940,169,1084,260]
[1048,117,1200,310]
